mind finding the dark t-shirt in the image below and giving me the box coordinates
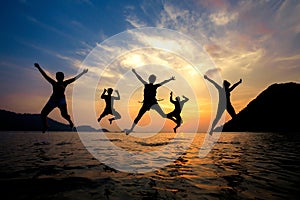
[143,83,161,104]
[103,95,112,112]
[225,89,231,105]
[173,101,181,112]
[50,78,74,99]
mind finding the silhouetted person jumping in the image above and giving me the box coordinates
[125,68,175,135]
[97,88,121,124]
[204,75,242,135]
[167,91,189,133]
[34,63,88,133]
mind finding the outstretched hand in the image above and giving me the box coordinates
[204,75,208,79]
[132,68,136,73]
[82,69,88,74]
[239,79,242,84]
[170,91,173,96]
[170,76,175,81]
[74,68,88,80]
[34,63,40,68]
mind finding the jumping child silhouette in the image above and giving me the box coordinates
[34,63,88,132]
[97,88,121,124]
[204,75,242,135]
[125,68,175,135]
[167,91,189,133]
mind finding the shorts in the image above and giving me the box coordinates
[47,97,67,107]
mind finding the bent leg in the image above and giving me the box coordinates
[209,106,225,135]
[167,112,177,124]
[226,103,236,119]
[151,104,166,118]
[59,104,73,128]
[41,103,55,133]
[176,115,182,126]
[173,115,182,133]
[133,105,147,124]
[112,109,121,120]
[109,110,121,124]
[98,111,108,122]
[126,105,148,135]
[169,117,177,124]
[166,111,174,119]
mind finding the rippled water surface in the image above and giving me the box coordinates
[0,132,299,199]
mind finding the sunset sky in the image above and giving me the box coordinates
[1,0,300,132]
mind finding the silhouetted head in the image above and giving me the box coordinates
[223,80,231,89]
[148,74,156,83]
[176,96,180,101]
[56,72,64,82]
[107,88,113,94]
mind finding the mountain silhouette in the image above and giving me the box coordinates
[0,109,108,132]
[218,82,300,133]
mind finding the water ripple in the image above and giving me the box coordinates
[0,132,299,199]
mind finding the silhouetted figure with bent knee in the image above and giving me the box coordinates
[34,63,88,133]
[167,91,189,133]
[97,88,121,124]
[125,68,175,135]
[204,75,242,135]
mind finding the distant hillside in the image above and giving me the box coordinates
[219,82,300,133]
[0,110,108,132]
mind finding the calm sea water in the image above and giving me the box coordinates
[0,132,299,200]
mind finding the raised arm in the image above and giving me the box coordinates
[169,92,176,103]
[229,79,242,92]
[101,89,107,99]
[204,75,221,89]
[114,90,120,100]
[132,69,147,84]
[158,76,175,86]
[65,69,88,84]
[34,63,55,84]
[182,95,189,103]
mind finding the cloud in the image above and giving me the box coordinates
[119,53,146,68]
[71,0,300,125]
[122,0,299,78]
[275,54,300,62]
[205,68,222,77]
[124,5,149,28]
[198,0,230,10]
[209,11,238,26]
[149,3,207,43]
[125,15,148,28]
